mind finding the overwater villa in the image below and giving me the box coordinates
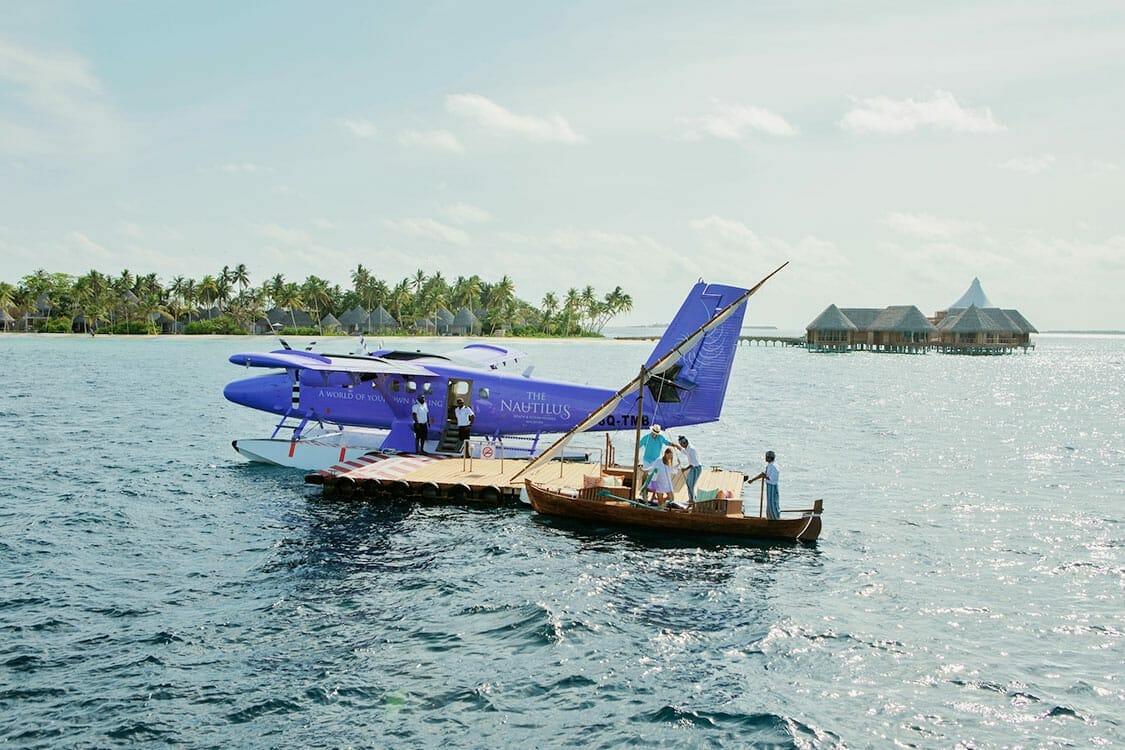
[806,278,1036,355]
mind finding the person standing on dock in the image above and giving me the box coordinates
[677,435,703,502]
[751,450,780,519]
[412,394,429,453]
[454,398,475,450]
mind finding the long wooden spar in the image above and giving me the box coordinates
[510,262,789,482]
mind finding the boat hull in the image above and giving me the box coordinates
[525,481,821,542]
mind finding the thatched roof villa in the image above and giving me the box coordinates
[807,279,1035,354]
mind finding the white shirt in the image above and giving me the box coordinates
[455,404,474,427]
[411,401,428,424]
[764,462,779,485]
[682,445,700,467]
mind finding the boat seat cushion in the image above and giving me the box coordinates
[696,488,719,501]
[582,474,602,489]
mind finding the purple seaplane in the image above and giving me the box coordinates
[224,280,749,468]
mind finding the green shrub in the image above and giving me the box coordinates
[184,315,248,335]
[40,317,73,333]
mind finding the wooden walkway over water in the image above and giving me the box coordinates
[615,335,805,347]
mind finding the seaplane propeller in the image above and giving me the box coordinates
[279,338,291,350]
[305,341,316,351]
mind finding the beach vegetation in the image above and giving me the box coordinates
[1,265,633,337]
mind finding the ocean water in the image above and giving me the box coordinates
[0,333,1121,748]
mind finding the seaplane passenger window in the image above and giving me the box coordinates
[478,387,490,400]
[454,382,469,396]
[390,380,401,392]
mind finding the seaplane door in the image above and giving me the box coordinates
[445,378,473,422]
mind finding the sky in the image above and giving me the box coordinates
[1,1,1123,329]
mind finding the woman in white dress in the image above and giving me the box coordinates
[646,448,676,506]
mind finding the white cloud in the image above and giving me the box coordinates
[398,129,464,153]
[680,101,797,141]
[66,231,113,260]
[1000,154,1055,174]
[217,161,258,173]
[881,212,984,239]
[840,90,1005,134]
[0,38,124,157]
[384,217,470,246]
[690,214,849,274]
[1089,160,1119,176]
[311,218,335,230]
[255,223,310,245]
[445,203,493,224]
[337,117,379,139]
[119,222,142,238]
[445,93,585,143]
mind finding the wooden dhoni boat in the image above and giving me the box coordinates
[511,262,825,544]
[524,480,823,542]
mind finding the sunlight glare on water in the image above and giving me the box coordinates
[0,333,1121,747]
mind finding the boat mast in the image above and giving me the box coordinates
[630,364,646,502]
[511,261,788,483]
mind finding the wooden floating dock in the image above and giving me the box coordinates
[305,452,750,505]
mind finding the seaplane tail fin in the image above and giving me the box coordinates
[641,281,750,426]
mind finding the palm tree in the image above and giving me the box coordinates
[215,274,233,312]
[233,263,250,294]
[488,275,516,333]
[266,274,285,309]
[198,275,219,318]
[563,287,580,337]
[389,279,411,327]
[540,291,559,334]
[301,276,332,332]
[351,264,371,307]
[0,282,15,314]
[370,279,390,309]
[278,282,304,328]
[411,269,427,297]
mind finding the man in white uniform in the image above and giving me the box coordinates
[454,398,474,449]
[411,395,429,453]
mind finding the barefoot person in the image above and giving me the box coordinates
[751,450,780,519]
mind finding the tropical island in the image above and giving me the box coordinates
[0,265,633,337]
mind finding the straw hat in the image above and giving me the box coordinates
[651,424,662,434]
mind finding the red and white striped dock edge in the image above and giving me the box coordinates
[315,452,439,480]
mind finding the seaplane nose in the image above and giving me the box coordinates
[223,373,289,413]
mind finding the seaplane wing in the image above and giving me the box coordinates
[229,350,437,377]
[445,343,527,370]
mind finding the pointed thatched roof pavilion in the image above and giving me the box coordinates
[338,305,368,333]
[805,304,857,351]
[451,306,482,335]
[368,306,399,332]
[320,313,342,332]
[948,277,994,310]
